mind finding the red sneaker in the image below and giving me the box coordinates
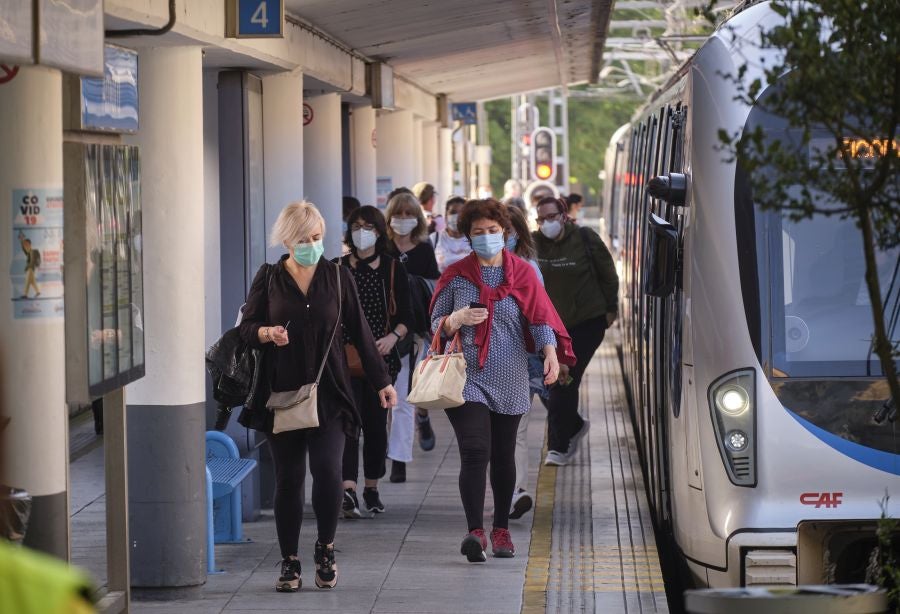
[460,529,487,562]
[490,527,515,558]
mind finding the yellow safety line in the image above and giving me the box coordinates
[521,427,557,613]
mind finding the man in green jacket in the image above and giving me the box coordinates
[532,196,619,466]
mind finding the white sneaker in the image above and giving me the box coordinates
[543,450,569,466]
[566,419,591,459]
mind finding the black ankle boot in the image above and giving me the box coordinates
[390,460,406,483]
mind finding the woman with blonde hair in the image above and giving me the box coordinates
[383,192,440,482]
[239,201,397,592]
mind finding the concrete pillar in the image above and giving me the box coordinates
[125,46,207,587]
[302,93,342,258]
[351,105,376,206]
[438,127,454,199]
[422,122,439,189]
[0,66,68,559]
[376,110,415,194]
[263,71,303,263]
[412,117,423,184]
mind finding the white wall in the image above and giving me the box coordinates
[302,93,343,258]
[376,110,415,194]
[263,71,304,263]
[351,105,377,206]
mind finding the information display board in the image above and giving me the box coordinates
[65,143,145,404]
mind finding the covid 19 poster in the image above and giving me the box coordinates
[10,188,64,319]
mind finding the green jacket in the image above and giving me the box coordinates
[0,540,95,613]
[532,222,619,329]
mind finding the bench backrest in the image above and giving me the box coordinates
[206,430,239,460]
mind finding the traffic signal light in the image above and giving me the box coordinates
[531,127,555,181]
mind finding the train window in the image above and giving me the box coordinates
[740,83,900,378]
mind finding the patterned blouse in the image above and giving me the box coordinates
[341,257,402,378]
[431,265,556,415]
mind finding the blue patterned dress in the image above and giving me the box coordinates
[430,266,556,415]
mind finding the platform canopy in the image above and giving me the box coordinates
[286,0,614,101]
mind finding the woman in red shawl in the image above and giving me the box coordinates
[429,198,575,562]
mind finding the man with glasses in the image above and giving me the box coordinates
[532,197,619,466]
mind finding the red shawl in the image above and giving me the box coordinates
[430,250,576,369]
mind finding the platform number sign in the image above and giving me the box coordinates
[227,0,284,38]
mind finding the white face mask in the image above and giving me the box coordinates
[446,214,459,232]
[390,217,418,236]
[540,220,563,239]
[352,228,377,252]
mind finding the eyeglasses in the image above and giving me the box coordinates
[536,212,562,225]
[350,223,376,232]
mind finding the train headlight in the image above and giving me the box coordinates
[708,370,756,487]
[726,430,748,451]
[716,385,750,415]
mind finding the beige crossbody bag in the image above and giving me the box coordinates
[267,264,342,433]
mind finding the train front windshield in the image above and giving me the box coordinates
[764,210,899,377]
[740,86,900,379]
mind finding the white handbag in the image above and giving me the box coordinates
[406,317,467,411]
[267,264,342,433]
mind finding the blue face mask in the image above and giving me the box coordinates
[292,240,324,267]
[506,234,518,252]
[471,233,505,259]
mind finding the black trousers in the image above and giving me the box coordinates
[445,402,522,532]
[342,377,388,482]
[268,416,345,558]
[546,316,606,453]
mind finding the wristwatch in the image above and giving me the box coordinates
[391,330,402,341]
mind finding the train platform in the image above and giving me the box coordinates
[69,336,669,613]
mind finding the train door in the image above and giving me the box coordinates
[652,105,688,529]
[642,113,663,515]
[648,106,673,525]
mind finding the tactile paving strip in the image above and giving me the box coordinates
[524,339,668,614]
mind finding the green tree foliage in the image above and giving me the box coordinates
[568,96,638,203]
[711,0,900,411]
[486,99,512,195]
[872,495,900,612]
[486,95,640,203]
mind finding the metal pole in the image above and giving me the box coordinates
[97,388,130,614]
[510,98,518,182]
[561,89,571,195]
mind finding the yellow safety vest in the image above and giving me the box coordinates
[0,540,95,613]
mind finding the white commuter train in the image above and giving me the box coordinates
[600,1,900,588]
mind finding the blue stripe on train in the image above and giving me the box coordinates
[786,409,900,476]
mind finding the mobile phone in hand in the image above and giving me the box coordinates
[469,302,487,309]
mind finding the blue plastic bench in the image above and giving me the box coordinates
[205,431,257,573]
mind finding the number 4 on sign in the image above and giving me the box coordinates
[251,1,268,28]
[229,0,283,38]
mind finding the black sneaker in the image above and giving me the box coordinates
[314,541,338,589]
[460,529,487,563]
[416,412,436,451]
[389,460,406,483]
[275,557,301,592]
[342,489,362,519]
[362,487,385,513]
[509,489,533,520]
